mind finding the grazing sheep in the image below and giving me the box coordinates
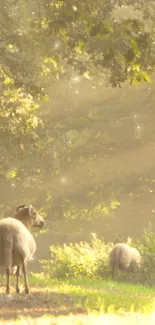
[109,243,141,280]
[0,204,45,294]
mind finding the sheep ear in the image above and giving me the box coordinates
[16,205,26,212]
[18,205,30,215]
[28,205,37,219]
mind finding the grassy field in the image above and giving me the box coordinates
[0,275,155,324]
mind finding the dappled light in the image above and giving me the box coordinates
[1,0,155,323]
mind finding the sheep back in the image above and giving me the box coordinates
[110,243,141,271]
[0,217,36,268]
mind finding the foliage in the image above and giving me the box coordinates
[0,65,42,165]
[128,225,155,284]
[30,0,155,87]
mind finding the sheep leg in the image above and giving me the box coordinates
[112,265,117,280]
[16,266,21,294]
[22,260,29,294]
[6,268,10,294]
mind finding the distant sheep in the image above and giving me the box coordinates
[109,243,141,279]
[0,204,45,294]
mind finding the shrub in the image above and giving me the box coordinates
[128,225,155,284]
[39,233,113,279]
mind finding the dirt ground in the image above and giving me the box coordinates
[0,289,155,325]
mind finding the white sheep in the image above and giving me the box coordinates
[0,205,45,294]
[109,243,141,279]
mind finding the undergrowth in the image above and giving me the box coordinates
[39,225,155,285]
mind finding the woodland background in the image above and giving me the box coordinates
[1,0,155,270]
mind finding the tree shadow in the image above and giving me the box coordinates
[0,287,87,320]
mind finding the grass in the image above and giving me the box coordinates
[0,274,155,324]
[29,275,155,314]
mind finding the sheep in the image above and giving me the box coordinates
[109,243,141,280]
[0,204,45,294]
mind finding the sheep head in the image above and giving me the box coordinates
[14,205,45,230]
